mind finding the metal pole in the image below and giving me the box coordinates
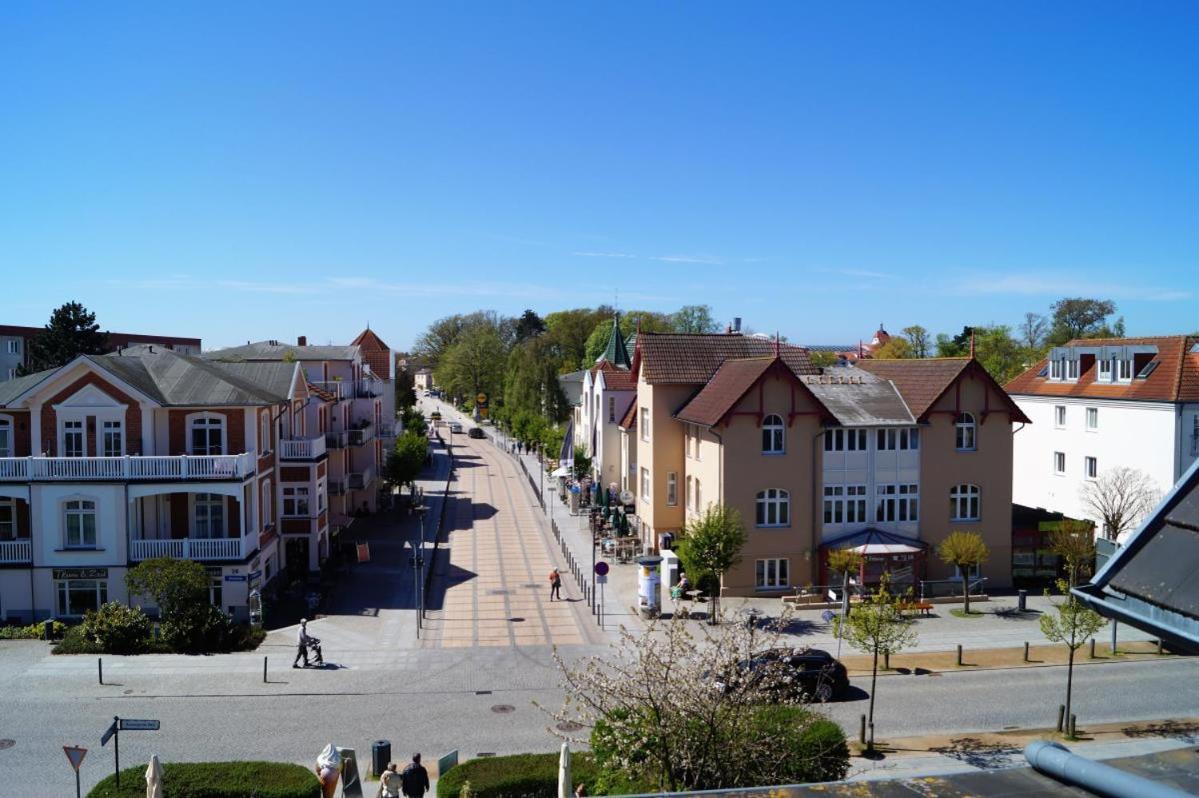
[98,658,103,685]
[75,768,81,798]
[263,656,267,683]
[113,717,120,788]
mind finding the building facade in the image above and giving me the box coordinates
[578,316,636,487]
[1006,336,1199,534]
[0,324,201,382]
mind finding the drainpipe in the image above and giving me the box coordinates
[1024,740,1192,798]
[812,427,827,586]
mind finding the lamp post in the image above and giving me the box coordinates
[414,503,427,637]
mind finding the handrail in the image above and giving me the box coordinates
[0,453,255,481]
[0,539,32,563]
[280,437,327,460]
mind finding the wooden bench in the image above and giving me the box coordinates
[897,602,934,617]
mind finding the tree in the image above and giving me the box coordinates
[937,531,990,614]
[835,578,917,752]
[1047,298,1118,345]
[672,304,720,334]
[572,444,591,481]
[1048,519,1097,588]
[1040,580,1107,738]
[546,307,612,372]
[872,337,914,359]
[582,309,673,364]
[676,505,745,625]
[436,323,506,405]
[126,557,210,618]
[825,549,863,620]
[21,301,110,374]
[808,350,840,369]
[513,309,546,343]
[901,325,930,358]
[971,325,1025,384]
[385,431,428,490]
[1079,466,1161,541]
[504,336,569,424]
[545,609,849,792]
[1020,312,1048,352]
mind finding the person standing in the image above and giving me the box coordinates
[549,568,562,601]
[400,754,429,798]
[294,618,310,668]
[380,762,401,798]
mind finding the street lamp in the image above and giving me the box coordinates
[414,503,427,636]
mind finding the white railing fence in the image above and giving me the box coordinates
[0,539,32,563]
[130,537,244,561]
[280,437,327,460]
[0,453,255,481]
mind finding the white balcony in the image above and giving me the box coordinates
[0,540,32,563]
[310,380,351,400]
[0,453,256,482]
[280,437,327,460]
[347,467,374,491]
[348,426,374,446]
[130,536,248,561]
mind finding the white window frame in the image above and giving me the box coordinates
[5,340,18,354]
[666,472,678,506]
[1054,405,1066,429]
[261,478,273,530]
[824,428,867,452]
[693,425,700,461]
[64,498,98,548]
[55,578,108,617]
[876,483,918,523]
[62,419,85,458]
[640,408,650,442]
[187,412,227,456]
[193,493,226,538]
[1084,456,1098,480]
[640,468,650,503]
[955,413,977,451]
[282,485,311,517]
[0,497,17,540]
[1066,359,1080,381]
[755,488,790,528]
[1086,407,1098,431]
[260,411,272,455]
[1054,451,1066,475]
[102,420,123,457]
[755,558,790,590]
[949,483,981,522]
[1098,359,1112,382]
[876,427,920,451]
[0,414,12,458]
[1050,359,1063,380]
[685,475,692,509]
[694,478,702,512]
[1117,359,1133,382]
[762,414,785,454]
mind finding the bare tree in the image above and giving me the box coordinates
[1040,580,1106,738]
[1079,466,1162,541]
[1020,312,1048,351]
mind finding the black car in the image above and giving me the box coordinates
[716,647,849,702]
[468,427,486,439]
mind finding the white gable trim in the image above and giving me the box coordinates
[7,356,161,408]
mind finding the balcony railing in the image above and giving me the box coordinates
[280,437,327,460]
[310,380,350,400]
[354,380,383,398]
[0,453,256,482]
[325,431,348,449]
[0,539,32,563]
[130,536,247,561]
[347,467,373,490]
[348,426,375,446]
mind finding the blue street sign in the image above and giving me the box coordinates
[247,570,263,580]
[224,574,247,582]
[119,719,160,731]
[594,561,610,576]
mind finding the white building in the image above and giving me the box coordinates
[578,316,636,487]
[1006,335,1199,531]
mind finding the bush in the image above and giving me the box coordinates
[81,602,152,654]
[796,718,852,782]
[436,753,614,798]
[53,623,103,654]
[87,761,319,798]
[0,619,66,640]
[162,604,234,654]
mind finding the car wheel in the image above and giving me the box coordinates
[814,682,834,703]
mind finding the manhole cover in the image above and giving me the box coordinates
[0,740,14,750]
[491,704,516,714]
[488,589,509,596]
[509,617,525,623]
[123,690,133,695]
[475,690,492,695]
[556,721,584,733]
[477,752,496,758]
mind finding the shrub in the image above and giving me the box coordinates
[162,604,234,654]
[0,619,66,639]
[87,761,319,798]
[80,602,152,654]
[796,718,852,782]
[436,753,622,798]
[53,623,103,654]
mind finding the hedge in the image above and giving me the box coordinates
[87,761,319,798]
[436,753,609,798]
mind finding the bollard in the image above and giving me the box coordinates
[868,722,875,752]
[1023,641,1030,662]
[956,644,963,666]
[883,651,890,670]
[1017,589,1027,612]
[598,601,603,628]
[859,714,866,745]
[1056,704,1065,732]
[1069,714,1077,738]
[1089,638,1096,659]
[1157,638,1164,655]
[98,657,103,685]
[263,656,268,683]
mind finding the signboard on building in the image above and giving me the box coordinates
[53,569,108,580]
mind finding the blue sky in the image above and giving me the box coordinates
[2,2,1197,351]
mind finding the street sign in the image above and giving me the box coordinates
[224,574,247,582]
[247,569,264,579]
[118,719,160,731]
[594,561,610,576]
[596,574,608,585]
[100,722,116,747]
[63,746,87,771]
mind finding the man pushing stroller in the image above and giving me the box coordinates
[294,618,325,668]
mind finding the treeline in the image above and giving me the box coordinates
[863,297,1128,384]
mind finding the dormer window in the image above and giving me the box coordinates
[1117,359,1133,382]
[1098,358,1112,382]
[1050,360,1062,380]
[1065,359,1080,381]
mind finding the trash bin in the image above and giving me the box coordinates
[372,740,391,777]
[1017,589,1027,612]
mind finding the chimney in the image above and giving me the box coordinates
[298,335,307,347]
[732,317,742,333]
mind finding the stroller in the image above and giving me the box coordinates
[304,636,325,667]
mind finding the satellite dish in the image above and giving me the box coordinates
[619,490,634,505]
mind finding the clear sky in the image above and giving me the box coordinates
[2,2,1197,351]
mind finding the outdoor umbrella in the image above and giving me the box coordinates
[557,743,572,798]
[145,754,163,798]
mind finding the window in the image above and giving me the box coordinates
[877,428,919,451]
[190,415,225,455]
[56,579,107,616]
[950,484,981,521]
[1054,451,1066,475]
[1086,407,1098,430]
[1117,359,1133,382]
[261,479,273,530]
[755,489,790,527]
[1098,359,1112,382]
[876,484,919,523]
[694,478,702,512]
[1085,456,1097,479]
[5,340,18,354]
[666,472,678,506]
[955,413,976,451]
[640,468,650,502]
[762,414,785,454]
[685,476,692,509]
[824,428,867,452]
[755,558,790,589]
[1050,359,1062,380]
[317,480,326,511]
[1192,416,1199,457]
[0,417,11,458]
[685,426,691,459]
[208,577,223,609]
[63,420,84,458]
[260,412,272,454]
[608,397,616,423]
[693,426,700,461]
[283,486,310,516]
[194,493,226,538]
[0,498,15,540]
[1137,361,1160,379]
[823,485,868,525]
[640,408,650,442]
[64,499,97,547]
[1054,406,1066,428]
[1066,359,1080,381]
[102,420,122,457]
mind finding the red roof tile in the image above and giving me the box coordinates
[675,357,833,427]
[351,328,392,379]
[636,333,817,384]
[858,357,1031,423]
[1005,335,1199,403]
[595,361,637,391]
[618,399,638,429]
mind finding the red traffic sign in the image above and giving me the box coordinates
[63,746,87,771]
[594,561,609,576]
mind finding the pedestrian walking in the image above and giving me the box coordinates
[293,618,310,668]
[379,762,401,798]
[400,754,430,798]
[549,568,562,601]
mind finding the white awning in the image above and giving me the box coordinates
[845,542,924,555]
[551,467,571,478]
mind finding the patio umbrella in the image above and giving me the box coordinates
[557,743,572,798]
[145,754,163,798]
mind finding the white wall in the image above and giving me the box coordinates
[1012,396,1179,525]
[31,483,128,567]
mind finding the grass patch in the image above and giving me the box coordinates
[949,608,985,619]
[87,761,319,797]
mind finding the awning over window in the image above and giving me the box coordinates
[821,527,927,556]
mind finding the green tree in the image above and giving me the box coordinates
[1040,580,1107,738]
[835,578,917,752]
[436,323,506,405]
[1048,519,1097,588]
[937,531,990,614]
[872,337,914,359]
[546,307,612,372]
[126,557,210,618]
[1046,298,1118,345]
[80,602,152,654]
[582,310,673,364]
[672,304,720,334]
[808,350,840,369]
[901,325,930,358]
[677,505,746,624]
[21,301,110,374]
[825,549,863,620]
[385,431,428,490]
[513,309,546,343]
[573,444,592,480]
[503,336,569,424]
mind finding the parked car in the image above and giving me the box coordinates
[713,647,849,702]
[450,422,463,433]
[468,426,486,439]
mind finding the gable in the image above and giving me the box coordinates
[56,383,125,408]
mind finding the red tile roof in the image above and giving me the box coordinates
[1005,336,1199,403]
[351,328,392,379]
[675,358,776,426]
[635,333,817,384]
[858,357,1031,423]
[618,399,638,430]
[595,360,637,391]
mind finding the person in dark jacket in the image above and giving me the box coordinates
[400,753,429,797]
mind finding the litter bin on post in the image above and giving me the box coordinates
[1017,589,1027,612]
[372,740,391,778]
